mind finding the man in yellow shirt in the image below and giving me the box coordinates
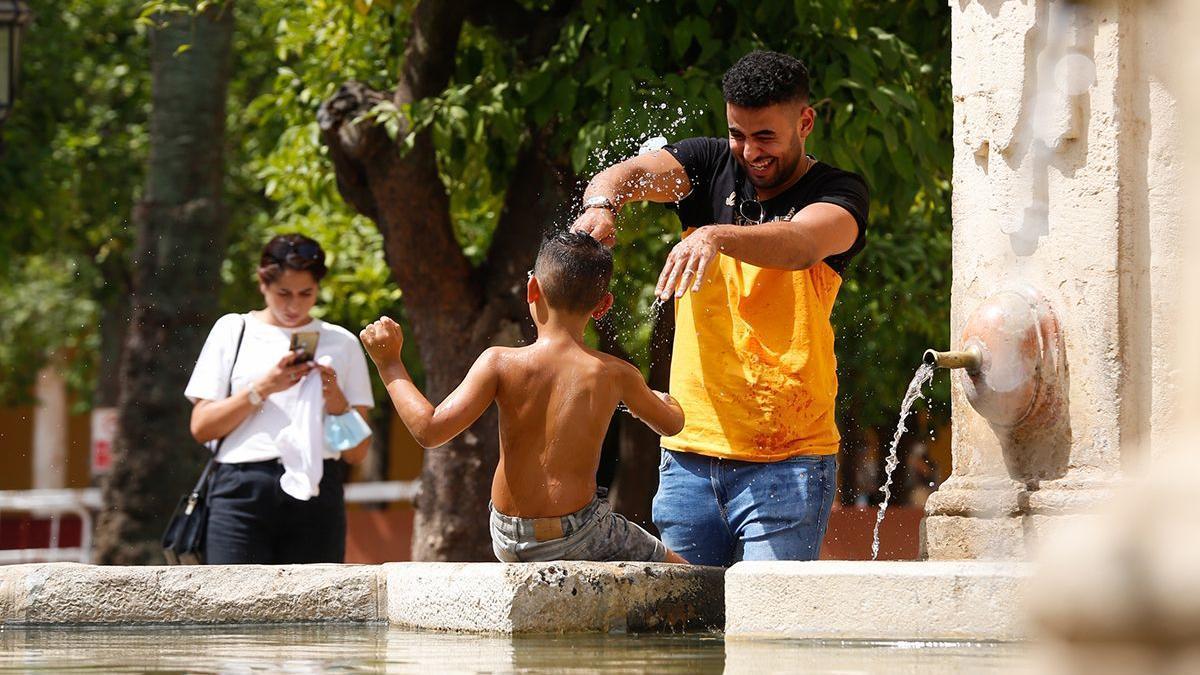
[572,51,869,566]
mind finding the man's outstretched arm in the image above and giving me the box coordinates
[655,203,859,299]
[572,150,693,245]
[361,317,499,449]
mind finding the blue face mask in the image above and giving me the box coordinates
[324,409,373,452]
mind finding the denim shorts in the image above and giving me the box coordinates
[489,489,667,563]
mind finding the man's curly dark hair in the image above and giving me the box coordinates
[721,50,810,108]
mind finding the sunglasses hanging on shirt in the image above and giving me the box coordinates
[737,199,764,225]
[732,169,766,226]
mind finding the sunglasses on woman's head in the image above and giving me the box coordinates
[270,241,323,265]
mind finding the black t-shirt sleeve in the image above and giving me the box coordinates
[813,169,870,275]
[664,137,727,228]
[664,137,725,190]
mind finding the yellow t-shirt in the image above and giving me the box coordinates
[659,138,869,462]
[663,247,845,462]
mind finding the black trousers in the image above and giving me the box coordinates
[204,458,347,564]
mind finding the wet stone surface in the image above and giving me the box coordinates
[386,561,725,634]
[0,561,722,634]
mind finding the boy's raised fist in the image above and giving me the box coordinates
[359,316,404,365]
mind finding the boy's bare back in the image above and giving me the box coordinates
[361,231,683,525]
[488,338,635,518]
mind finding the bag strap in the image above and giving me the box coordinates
[212,315,248,452]
[188,316,247,503]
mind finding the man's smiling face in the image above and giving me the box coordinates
[726,101,815,196]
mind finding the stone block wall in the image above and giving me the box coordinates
[926,0,1181,559]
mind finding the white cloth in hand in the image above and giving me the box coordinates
[276,355,331,500]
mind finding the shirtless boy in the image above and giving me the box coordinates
[360,230,688,563]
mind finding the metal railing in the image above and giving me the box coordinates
[0,481,418,565]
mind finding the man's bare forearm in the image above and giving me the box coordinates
[708,222,824,270]
[583,152,691,207]
[583,163,641,209]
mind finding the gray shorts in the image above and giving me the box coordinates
[489,489,667,563]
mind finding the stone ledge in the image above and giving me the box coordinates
[0,563,385,625]
[385,562,724,634]
[725,560,1032,642]
[1,562,723,633]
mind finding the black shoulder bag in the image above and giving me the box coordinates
[161,316,246,565]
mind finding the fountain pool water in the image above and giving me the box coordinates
[0,625,1028,673]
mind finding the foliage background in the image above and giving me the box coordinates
[0,0,951,467]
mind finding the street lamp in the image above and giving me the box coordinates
[0,1,32,126]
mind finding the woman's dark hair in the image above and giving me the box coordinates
[257,234,328,285]
[722,50,810,108]
[534,229,613,314]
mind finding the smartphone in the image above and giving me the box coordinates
[290,331,320,364]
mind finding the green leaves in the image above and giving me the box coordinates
[1,0,953,436]
[0,257,100,405]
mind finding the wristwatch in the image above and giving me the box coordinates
[247,385,264,407]
[582,195,619,216]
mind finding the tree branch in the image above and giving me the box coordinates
[466,0,577,60]
[396,0,472,105]
[481,137,572,300]
[317,81,390,222]
[318,0,481,360]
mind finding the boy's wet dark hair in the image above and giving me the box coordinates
[722,50,810,108]
[534,230,613,314]
[258,233,328,284]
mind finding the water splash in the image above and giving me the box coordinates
[582,96,699,355]
[871,362,937,560]
[649,296,667,318]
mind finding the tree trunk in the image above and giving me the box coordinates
[94,3,235,564]
[92,300,128,411]
[318,0,576,560]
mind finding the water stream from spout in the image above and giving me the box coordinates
[871,362,937,560]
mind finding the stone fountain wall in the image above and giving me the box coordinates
[924,0,1182,560]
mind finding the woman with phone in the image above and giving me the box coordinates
[184,234,375,564]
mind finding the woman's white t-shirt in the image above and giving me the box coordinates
[184,312,375,464]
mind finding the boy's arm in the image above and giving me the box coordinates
[380,354,499,449]
[361,317,500,449]
[617,362,685,437]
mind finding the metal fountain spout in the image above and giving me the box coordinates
[925,285,1070,481]
[923,346,983,374]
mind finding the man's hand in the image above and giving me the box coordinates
[359,316,404,370]
[571,207,618,247]
[655,226,724,300]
